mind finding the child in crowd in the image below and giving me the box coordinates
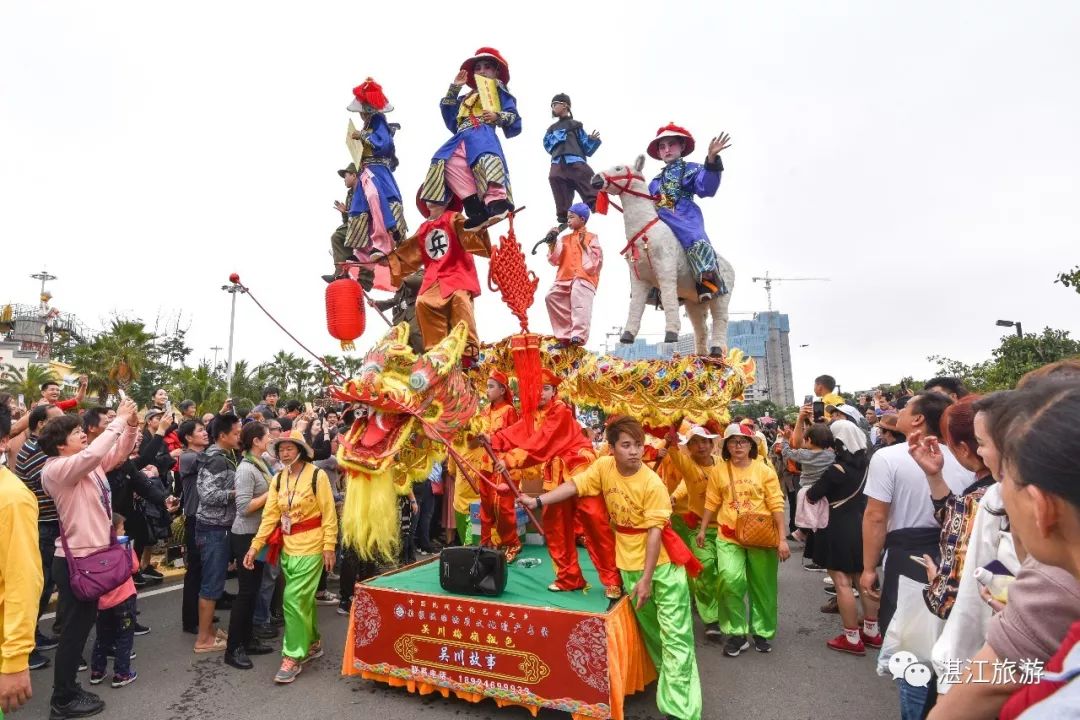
[89,513,139,688]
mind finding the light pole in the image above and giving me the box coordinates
[221,274,247,396]
[995,319,1023,338]
[30,270,57,298]
[209,345,223,371]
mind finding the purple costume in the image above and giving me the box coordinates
[347,113,407,248]
[649,157,725,286]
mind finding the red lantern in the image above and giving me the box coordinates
[325,278,365,350]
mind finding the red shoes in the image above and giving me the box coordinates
[861,630,884,649]
[827,633,866,656]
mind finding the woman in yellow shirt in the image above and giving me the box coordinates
[520,417,703,720]
[698,423,790,657]
[666,426,724,639]
[244,432,338,685]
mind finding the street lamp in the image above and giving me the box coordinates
[995,319,1023,338]
[221,274,248,396]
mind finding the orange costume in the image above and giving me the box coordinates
[490,369,620,596]
[478,371,522,559]
[388,207,492,362]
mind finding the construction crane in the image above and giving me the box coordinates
[751,271,830,311]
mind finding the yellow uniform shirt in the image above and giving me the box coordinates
[251,463,338,557]
[572,456,671,571]
[666,446,720,526]
[449,446,485,515]
[0,466,43,673]
[703,460,785,545]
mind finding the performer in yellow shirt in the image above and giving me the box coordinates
[447,438,484,545]
[697,424,790,657]
[245,432,338,685]
[0,405,42,714]
[664,425,723,639]
[519,416,702,720]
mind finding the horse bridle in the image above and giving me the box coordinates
[599,168,659,208]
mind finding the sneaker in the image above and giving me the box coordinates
[49,687,104,719]
[823,576,835,586]
[723,636,750,657]
[824,586,837,596]
[704,623,723,639]
[89,670,106,685]
[327,571,340,581]
[111,670,138,688]
[752,635,773,653]
[132,571,148,588]
[336,605,350,616]
[820,597,839,614]
[803,563,827,572]
[274,657,303,684]
[861,630,884,649]
[827,634,866,656]
[315,590,339,606]
[142,567,164,579]
[105,650,136,660]
[269,613,285,627]
[133,622,151,636]
[78,657,89,672]
[29,649,51,670]
[303,641,324,663]
[36,630,61,650]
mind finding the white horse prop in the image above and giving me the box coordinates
[592,156,735,356]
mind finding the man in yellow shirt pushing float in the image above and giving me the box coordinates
[518,416,703,720]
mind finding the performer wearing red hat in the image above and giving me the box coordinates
[487,369,622,600]
[419,47,521,230]
[381,193,491,363]
[340,78,407,291]
[476,370,522,560]
[646,123,732,303]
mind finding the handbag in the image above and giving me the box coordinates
[58,523,131,603]
[794,464,866,532]
[724,461,780,549]
[439,546,508,597]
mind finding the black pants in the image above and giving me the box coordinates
[412,480,435,550]
[785,489,799,533]
[548,161,598,223]
[91,595,136,676]
[38,521,63,634]
[181,516,202,631]
[338,548,379,609]
[51,556,98,704]
[227,533,263,651]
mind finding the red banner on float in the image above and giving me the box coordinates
[349,585,620,717]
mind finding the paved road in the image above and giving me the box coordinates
[22,550,898,720]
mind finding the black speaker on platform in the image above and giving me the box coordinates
[439,546,508,597]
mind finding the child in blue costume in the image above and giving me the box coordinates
[344,78,408,290]
[419,47,521,230]
[540,93,601,245]
[647,123,732,302]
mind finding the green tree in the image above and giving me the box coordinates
[930,327,1080,392]
[1056,265,1080,295]
[72,319,157,402]
[1,364,58,403]
[171,362,227,413]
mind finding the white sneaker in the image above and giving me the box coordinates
[823,576,835,586]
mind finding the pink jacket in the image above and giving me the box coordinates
[42,417,138,558]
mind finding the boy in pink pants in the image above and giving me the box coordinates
[545,203,602,346]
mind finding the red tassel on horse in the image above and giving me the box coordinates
[325,278,365,350]
[594,191,610,215]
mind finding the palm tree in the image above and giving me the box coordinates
[73,319,157,397]
[1,364,58,403]
[172,362,227,413]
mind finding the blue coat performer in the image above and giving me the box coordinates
[345,79,408,290]
[419,47,521,230]
[647,123,732,302]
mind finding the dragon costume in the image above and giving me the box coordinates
[334,321,479,561]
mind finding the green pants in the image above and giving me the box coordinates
[455,510,474,546]
[281,552,323,660]
[714,539,779,639]
[671,517,720,625]
[622,563,702,720]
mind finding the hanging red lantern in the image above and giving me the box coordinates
[325,278,365,350]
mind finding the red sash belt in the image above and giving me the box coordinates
[681,512,701,531]
[265,514,323,567]
[614,524,703,578]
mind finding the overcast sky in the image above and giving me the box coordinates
[3,1,1078,397]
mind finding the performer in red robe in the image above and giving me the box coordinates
[475,370,523,560]
[489,369,621,600]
